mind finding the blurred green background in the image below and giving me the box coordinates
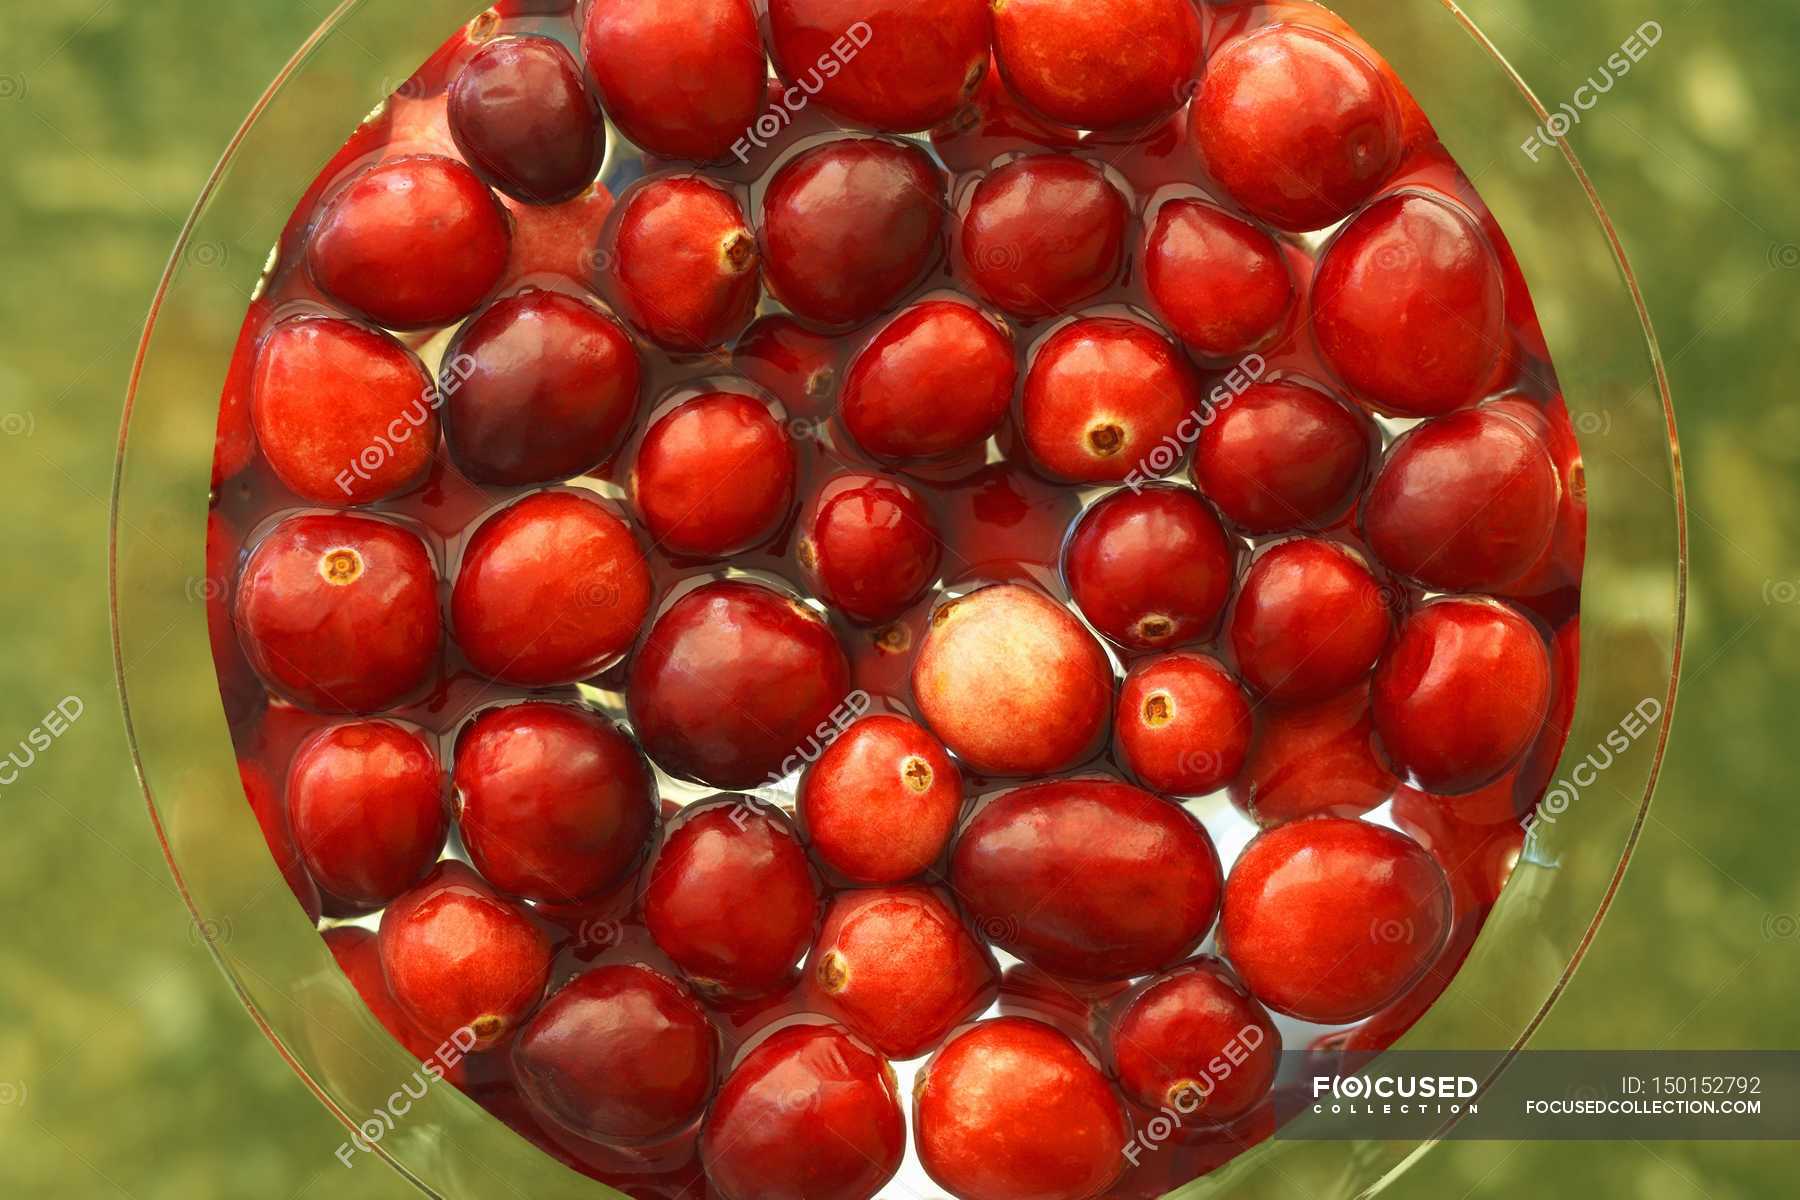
[2,0,1797,1196]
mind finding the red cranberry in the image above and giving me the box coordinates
[960,154,1127,319]
[251,317,435,506]
[1024,319,1201,484]
[1116,653,1252,796]
[454,702,656,905]
[1064,485,1234,649]
[513,963,717,1143]
[1144,199,1295,358]
[1192,24,1404,231]
[234,514,440,714]
[287,721,446,908]
[1371,598,1552,795]
[644,800,821,995]
[916,1017,1128,1200]
[768,0,991,132]
[379,860,552,1049]
[238,759,322,923]
[443,290,641,486]
[760,139,945,327]
[632,392,796,559]
[841,300,1015,460]
[733,315,843,419]
[702,1023,904,1200]
[630,583,853,789]
[951,779,1222,981]
[501,182,614,284]
[798,473,941,623]
[1230,684,1397,826]
[1191,379,1373,534]
[797,714,962,884]
[1363,406,1561,591]
[1313,191,1507,417]
[323,927,464,1083]
[1108,957,1280,1122]
[580,0,765,162]
[1221,817,1452,1023]
[448,36,603,204]
[307,155,511,329]
[607,175,760,352]
[452,491,652,686]
[991,0,1201,129]
[912,584,1112,777]
[812,886,998,1060]
[1228,539,1393,702]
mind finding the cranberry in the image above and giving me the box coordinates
[798,473,941,623]
[916,1017,1128,1200]
[631,392,797,559]
[1064,485,1234,649]
[448,36,603,204]
[959,154,1127,319]
[812,886,998,1060]
[580,0,765,162]
[1108,957,1280,1122]
[454,702,656,905]
[760,139,945,327]
[307,155,511,329]
[234,514,441,714]
[442,290,641,486]
[951,779,1222,981]
[1021,318,1200,484]
[912,584,1112,777]
[607,175,760,352]
[1230,684,1397,826]
[502,182,614,284]
[238,759,322,923]
[378,860,552,1048]
[702,1023,904,1200]
[931,54,1074,176]
[513,963,717,1143]
[1191,379,1373,534]
[645,800,821,995]
[287,721,446,908]
[840,300,1015,461]
[768,0,991,132]
[797,714,962,884]
[1221,817,1451,1023]
[452,491,652,686]
[1363,406,1561,592]
[251,316,435,506]
[1228,539,1393,702]
[991,0,1201,129]
[323,927,464,1083]
[1371,598,1552,794]
[1116,653,1252,796]
[1313,191,1507,417]
[1144,199,1295,359]
[1192,24,1404,231]
[733,315,843,419]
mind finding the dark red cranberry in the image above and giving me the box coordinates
[1192,24,1404,232]
[1313,191,1507,417]
[840,300,1015,461]
[454,702,656,905]
[760,139,945,327]
[1191,379,1372,534]
[234,514,440,714]
[1115,653,1252,796]
[513,963,717,1143]
[629,582,852,789]
[443,290,641,486]
[452,491,652,686]
[580,0,766,162]
[1144,198,1295,359]
[702,1023,904,1200]
[307,154,511,329]
[1221,817,1451,1023]
[959,154,1127,319]
[323,927,466,1084]
[238,759,322,923]
[797,714,963,884]
[1108,957,1280,1122]
[1228,539,1393,702]
[607,175,760,352]
[287,721,446,908]
[1230,684,1397,826]
[991,0,1201,129]
[251,316,436,506]
[1022,318,1200,483]
[1064,486,1234,650]
[798,473,941,624]
[768,0,991,132]
[952,779,1222,981]
[448,36,603,204]
[631,392,797,559]
[644,800,821,995]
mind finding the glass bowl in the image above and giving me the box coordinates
[113,1,1684,1196]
